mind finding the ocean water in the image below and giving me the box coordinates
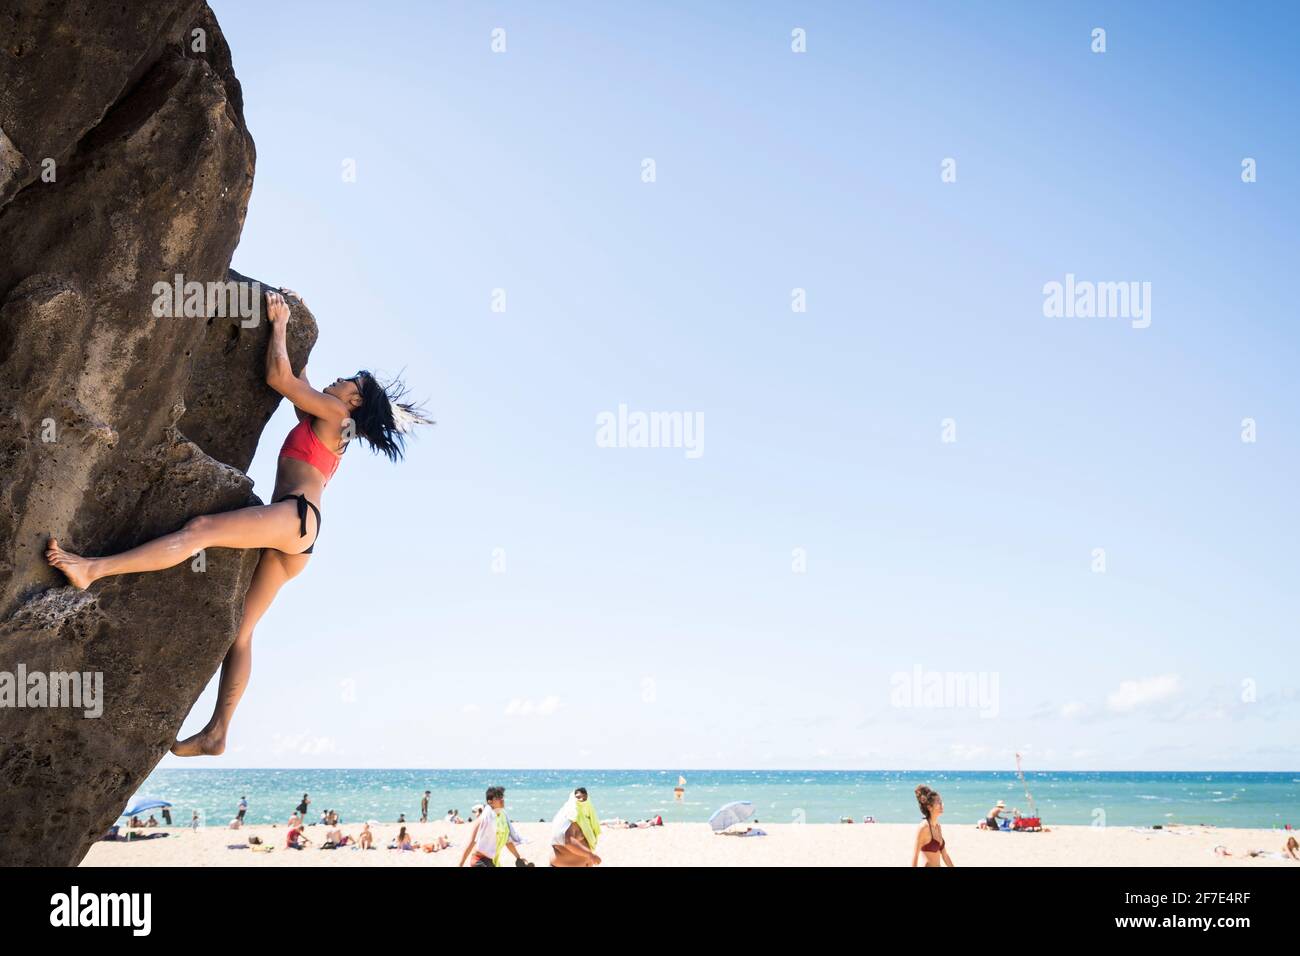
[130,769,1300,829]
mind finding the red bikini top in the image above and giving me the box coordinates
[279,418,342,483]
[921,822,945,853]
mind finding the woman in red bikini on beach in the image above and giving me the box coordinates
[911,785,955,867]
[46,290,431,756]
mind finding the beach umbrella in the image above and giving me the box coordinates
[708,801,754,832]
[120,798,172,817]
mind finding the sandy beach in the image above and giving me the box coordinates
[81,821,1299,867]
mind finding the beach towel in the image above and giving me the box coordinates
[574,798,601,849]
[552,791,601,849]
[493,808,511,866]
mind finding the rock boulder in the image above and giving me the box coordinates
[0,0,314,865]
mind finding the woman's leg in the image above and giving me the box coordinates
[171,549,308,757]
[47,499,313,589]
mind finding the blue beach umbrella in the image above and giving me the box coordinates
[121,798,172,818]
[708,801,754,832]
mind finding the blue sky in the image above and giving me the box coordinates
[164,1,1299,771]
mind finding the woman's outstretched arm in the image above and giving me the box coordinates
[293,365,312,422]
[263,291,348,423]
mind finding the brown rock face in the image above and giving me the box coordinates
[0,1,315,865]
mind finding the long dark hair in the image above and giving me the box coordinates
[349,370,432,462]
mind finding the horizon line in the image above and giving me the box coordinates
[150,766,1300,774]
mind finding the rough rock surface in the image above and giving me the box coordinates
[0,1,315,865]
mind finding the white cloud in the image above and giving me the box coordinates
[271,733,337,756]
[504,695,561,718]
[1107,675,1180,713]
[1060,701,1089,719]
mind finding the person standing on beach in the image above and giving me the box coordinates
[296,793,310,822]
[421,790,430,823]
[237,795,247,824]
[458,786,531,868]
[549,787,602,867]
[911,785,954,868]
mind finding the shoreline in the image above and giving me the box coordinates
[81,822,1300,867]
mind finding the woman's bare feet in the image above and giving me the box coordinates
[46,537,97,589]
[171,725,227,757]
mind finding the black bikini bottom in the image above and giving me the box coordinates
[275,493,321,554]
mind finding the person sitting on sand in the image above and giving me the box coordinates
[286,825,310,850]
[459,786,532,868]
[321,826,345,849]
[1284,836,1299,861]
[550,788,602,868]
[128,816,142,829]
[288,811,301,830]
[389,826,418,850]
[911,785,955,868]
[358,823,374,850]
[145,815,158,828]
[229,817,243,830]
[44,290,432,758]
[983,800,1008,830]
[421,835,451,854]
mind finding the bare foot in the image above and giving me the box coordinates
[171,726,227,757]
[46,537,96,589]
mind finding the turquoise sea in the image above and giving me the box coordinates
[131,769,1300,829]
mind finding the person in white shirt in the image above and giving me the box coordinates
[458,786,531,867]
